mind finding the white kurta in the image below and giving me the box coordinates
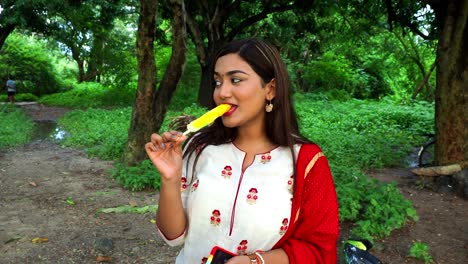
[158,143,300,263]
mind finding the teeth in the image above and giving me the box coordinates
[183,104,232,135]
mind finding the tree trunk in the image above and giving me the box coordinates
[412,62,436,100]
[197,38,228,107]
[123,0,159,166]
[0,24,15,50]
[153,0,187,130]
[83,61,99,82]
[123,0,187,166]
[433,0,468,165]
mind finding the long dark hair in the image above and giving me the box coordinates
[184,38,310,179]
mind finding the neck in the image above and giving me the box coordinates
[234,123,275,154]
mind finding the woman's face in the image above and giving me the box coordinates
[213,53,274,130]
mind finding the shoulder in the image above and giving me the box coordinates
[297,143,324,161]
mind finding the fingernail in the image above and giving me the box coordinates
[161,143,165,150]
[152,146,158,151]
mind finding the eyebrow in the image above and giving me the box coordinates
[214,70,249,76]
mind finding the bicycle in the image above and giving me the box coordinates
[418,133,435,167]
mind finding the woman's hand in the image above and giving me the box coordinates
[226,255,250,264]
[145,131,187,182]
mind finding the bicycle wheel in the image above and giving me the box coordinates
[418,140,435,167]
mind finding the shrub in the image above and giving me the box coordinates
[408,242,434,263]
[0,33,64,96]
[0,104,34,149]
[39,82,135,108]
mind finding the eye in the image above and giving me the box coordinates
[231,78,241,84]
[213,79,222,87]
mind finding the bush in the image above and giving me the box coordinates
[57,107,132,160]
[294,94,433,240]
[408,242,434,263]
[0,33,65,96]
[0,104,35,149]
[39,82,135,108]
[111,160,161,191]
[298,51,391,99]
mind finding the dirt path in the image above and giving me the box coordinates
[0,103,466,263]
[1,103,180,263]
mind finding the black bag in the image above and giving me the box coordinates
[343,239,383,264]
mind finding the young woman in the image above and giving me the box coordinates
[146,38,339,264]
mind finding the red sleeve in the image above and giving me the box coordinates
[275,145,339,264]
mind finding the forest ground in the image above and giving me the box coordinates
[0,103,466,263]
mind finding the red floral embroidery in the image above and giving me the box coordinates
[201,257,208,263]
[191,179,199,192]
[181,177,188,191]
[221,165,233,178]
[210,209,221,226]
[287,175,294,193]
[260,152,272,164]
[280,218,289,235]
[246,188,258,204]
[236,240,248,255]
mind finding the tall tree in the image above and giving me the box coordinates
[123,0,186,166]
[384,0,467,165]
[45,0,125,82]
[182,0,314,107]
[429,0,467,165]
[0,0,52,49]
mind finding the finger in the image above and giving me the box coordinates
[174,133,187,147]
[145,142,158,154]
[161,131,178,143]
[150,133,164,149]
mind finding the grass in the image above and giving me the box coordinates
[408,242,434,263]
[0,104,35,149]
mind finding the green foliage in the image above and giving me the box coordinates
[99,19,138,90]
[110,160,161,191]
[295,95,434,169]
[408,242,434,263]
[0,33,65,96]
[57,107,132,160]
[299,51,391,99]
[0,104,35,149]
[350,183,418,240]
[0,93,38,102]
[39,82,135,108]
[294,94,433,240]
[168,44,201,109]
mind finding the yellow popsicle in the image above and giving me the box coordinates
[183,104,231,135]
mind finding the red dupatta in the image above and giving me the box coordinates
[273,144,339,263]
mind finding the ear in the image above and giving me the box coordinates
[265,78,276,100]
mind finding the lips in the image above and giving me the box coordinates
[223,105,237,116]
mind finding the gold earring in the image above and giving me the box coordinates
[265,100,273,112]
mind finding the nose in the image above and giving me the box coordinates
[217,81,232,99]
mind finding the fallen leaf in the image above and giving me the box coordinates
[5,235,22,244]
[31,237,49,243]
[150,219,156,224]
[128,200,138,207]
[96,255,112,262]
[29,181,37,187]
[66,197,75,205]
